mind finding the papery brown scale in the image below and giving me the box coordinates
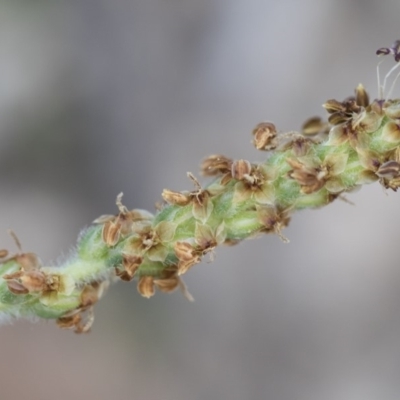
[123,254,142,277]
[383,177,400,191]
[231,159,252,180]
[286,159,324,194]
[154,277,180,293]
[252,122,277,150]
[323,99,346,113]
[137,276,155,298]
[174,241,196,262]
[355,83,369,107]
[161,189,191,206]
[376,161,400,179]
[301,117,325,136]
[19,270,47,292]
[102,221,121,247]
[328,112,348,126]
[343,98,361,113]
[200,155,232,176]
[6,280,29,295]
[57,313,81,330]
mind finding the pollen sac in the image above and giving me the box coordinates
[161,189,191,206]
[174,241,201,275]
[301,117,326,136]
[200,154,232,176]
[286,158,324,194]
[376,160,400,179]
[137,276,155,298]
[102,221,121,247]
[3,269,47,294]
[252,122,277,150]
[6,279,29,295]
[115,255,143,281]
[323,99,346,114]
[231,159,252,180]
[154,276,180,293]
[355,83,369,107]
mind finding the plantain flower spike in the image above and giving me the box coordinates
[1,41,400,333]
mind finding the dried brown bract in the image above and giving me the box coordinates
[231,159,252,180]
[200,154,232,176]
[115,254,143,281]
[174,241,202,275]
[252,122,278,151]
[137,276,155,298]
[56,307,95,334]
[99,193,153,247]
[287,153,348,194]
[301,117,328,136]
[355,83,370,108]
[233,164,276,204]
[128,221,176,262]
[256,205,291,242]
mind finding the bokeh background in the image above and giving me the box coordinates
[1,1,400,399]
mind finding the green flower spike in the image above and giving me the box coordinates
[2,40,400,333]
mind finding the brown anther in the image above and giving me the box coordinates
[174,241,197,262]
[3,268,52,295]
[116,255,142,281]
[137,276,155,298]
[328,112,348,126]
[6,279,29,295]
[200,154,232,176]
[343,97,362,113]
[256,205,291,243]
[286,158,324,194]
[57,312,81,330]
[102,220,121,247]
[174,241,201,275]
[323,99,346,114]
[376,160,400,179]
[154,277,180,293]
[355,83,369,107]
[231,159,252,180]
[252,122,277,150]
[301,117,325,136]
[161,189,191,206]
[18,270,47,292]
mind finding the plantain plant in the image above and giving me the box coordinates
[2,41,400,333]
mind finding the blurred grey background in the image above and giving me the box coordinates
[1,1,400,399]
